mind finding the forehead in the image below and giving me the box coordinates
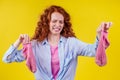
[51,12,64,20]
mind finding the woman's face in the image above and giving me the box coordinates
[49,12,64,35]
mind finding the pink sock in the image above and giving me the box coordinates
[22,43,36,73]
[95,29,110,66]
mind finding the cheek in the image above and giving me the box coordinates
[50,22,55,27]
[49,23,53,29]
[61,24,64,28]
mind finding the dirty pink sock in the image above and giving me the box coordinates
[95,29,110,66]
[22,43,36,73]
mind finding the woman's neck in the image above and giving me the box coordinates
[48,34,60,46]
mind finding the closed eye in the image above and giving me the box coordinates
[59,20,64,24]
[52,20,57,23]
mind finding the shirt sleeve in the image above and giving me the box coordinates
[71,37,99,57]
[2,45,25,63]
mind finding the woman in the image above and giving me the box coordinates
[2,5,111,80]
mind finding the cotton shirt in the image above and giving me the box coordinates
[2,36,98,80]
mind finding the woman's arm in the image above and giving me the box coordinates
[2,45,25,63]
[75,22,112,57]
[71,37,99,57]
[2,34,30,63]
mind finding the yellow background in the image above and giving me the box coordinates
[0,0,120,80]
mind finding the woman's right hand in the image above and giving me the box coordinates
[96,22,112,40]
[13,34,30,48]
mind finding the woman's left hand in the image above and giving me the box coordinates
[97,22,112,39]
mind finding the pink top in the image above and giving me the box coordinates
[50,45,60,80]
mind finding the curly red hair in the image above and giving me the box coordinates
[31,5,76,42]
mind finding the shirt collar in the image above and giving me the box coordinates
[41,36,67,45]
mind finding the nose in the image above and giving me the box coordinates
[55,21,60,27]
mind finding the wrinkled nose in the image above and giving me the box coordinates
[55,21,60,27]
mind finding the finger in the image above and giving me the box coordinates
[19,34,24,42]
[28,35,30,43]
[25,34,28,43]
[97,26,102,33]
[106,22,110,29]
[105,22,112,30]
[23,34,27,44]
[26,34,30,43]
[25,34,29,43]
[100,22,105,31]
[25,34,30,43]
[19,34,23,39]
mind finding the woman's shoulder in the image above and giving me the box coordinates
[31,40,39,47]
[62,36,80,44]
[60,36,76,42]
[62,36,76,40]
[68,36,76,39]
[67,36,79,41]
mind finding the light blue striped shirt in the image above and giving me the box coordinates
[2,36,98,80]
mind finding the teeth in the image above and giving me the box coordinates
[54,29,59,30]
[53,27,60,31]
[53,28,60,30]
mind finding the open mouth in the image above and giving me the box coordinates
[53,27,61,32]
